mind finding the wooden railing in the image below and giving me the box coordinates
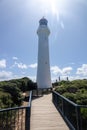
[52,91,87,130]
[0,91,32,130]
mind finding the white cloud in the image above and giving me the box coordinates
[76,64,87,76]
[29,63,37,68]
[15,62,28,69]
[51,66,61,75]
[0,71,13,80]
[51,65,72,76]
[51,74,87,82]
[62,67,73,75]
[12,57,18,60]
[11,62,28,69]
[11,61,37,69]
[0,59,6,68]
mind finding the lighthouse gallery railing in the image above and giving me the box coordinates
[0,91,32,130]
[52,91,87,130]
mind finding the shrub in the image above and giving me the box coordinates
[0,91,13,108]
[63,92,76,102]
[55,79,87,105]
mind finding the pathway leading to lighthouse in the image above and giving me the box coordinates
[30,93,69,130]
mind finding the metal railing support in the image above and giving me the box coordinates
[0,91,32,130]
[52,91,87,130]
[25,107,30,130]
[76,106,81,130]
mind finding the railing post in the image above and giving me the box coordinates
[25,107,30,130]
[76,106,81,130]
[52,91,53,102]
[52,92,55,104]
[62,98,65,116]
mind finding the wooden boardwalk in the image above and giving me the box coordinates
[30,93,69,130]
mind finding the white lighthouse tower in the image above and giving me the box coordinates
[37,17,52,89]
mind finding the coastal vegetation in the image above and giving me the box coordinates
[55,79,87,105]
[54,79,87,127]
[0,77,36,109]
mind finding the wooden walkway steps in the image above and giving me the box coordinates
[30,93,69,130]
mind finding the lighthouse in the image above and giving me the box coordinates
[37,18,52,89]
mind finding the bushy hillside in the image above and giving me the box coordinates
[55,79,87,105]
[0,77,37,109]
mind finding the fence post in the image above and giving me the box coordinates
[25,107,30,130]
[62,99,65,116]
[76,106,81,130]
[52,91,53,102]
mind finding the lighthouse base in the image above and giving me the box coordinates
[32,88,52,97]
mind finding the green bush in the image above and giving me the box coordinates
[54,79,87,125]
[0,91,13,108]
[55,86,67,94]
[81,108,87,119]
[55,79,87,105]
[0,77,36,108]
[63,92,76,102]
[2,83,23,106]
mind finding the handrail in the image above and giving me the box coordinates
[0,106,27,112]
[52,91,87,130]
[0,91,32,112]
[53,91,87,108]
[0,90,32,130]
[53,91,77,106]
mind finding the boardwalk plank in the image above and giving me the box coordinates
[30,93,69,130]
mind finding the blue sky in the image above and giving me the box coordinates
[0,0,87,82]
